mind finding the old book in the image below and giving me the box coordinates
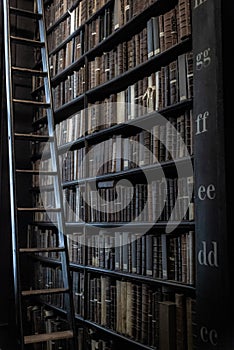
[159,301,176,350]
[126,282,132,337]
[169,60,178,105]
[177,0,191,40]
[131,235,137,273]
[161,234,169,280]
[113,0,121,30]
[101,276,107,326]
[147,19,154,59]
[186,51,194,99]
[141,284,148,344]
[122,232,129,272]
[158,15,165,52]
[152,16,160,55]
[175,293,186,350]
[116,280,123,333]
[186,297,194,350]
[146,235,153,276]
[178,54,188,101]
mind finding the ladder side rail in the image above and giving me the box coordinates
[36,1,78,348]
[3,0,24,348]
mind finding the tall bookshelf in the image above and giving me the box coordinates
[18,0,197,349]
[192,1,233,349]
[27,0,198,349]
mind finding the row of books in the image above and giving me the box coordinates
[34,51,193,118]
[27,279,195,350]
[68,230,194,285]
[27,226,60,260]
[89,51,193,104]
[60,148,86,183]
[49,32,85,77]
[53,67,86,110]
[86,177,194,223]
[33,174,194,224]
[88,11,191,89]
[26,304,115,350]
[87,274,195,348]
[33,263,65,308]
[32,113,193,187]
[53,105,192,156]
[26,306,73,349]
[45,0,110,29]
[55,110,86,145]
[87,79,192,134]
[46,176,194,224]
[47,0,191,71]
[26,305,86,349]
[45,0,165,46]
[47,14,77,53]
[53,113,193,184]
[29,264,84,318]
[72,270,85,317]
[88,116,193,177]
[32,262,63,288]
[25,225,194,285]
[52,51,193,114]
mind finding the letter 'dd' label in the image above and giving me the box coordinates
[198,241,219,267]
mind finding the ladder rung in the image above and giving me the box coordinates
[22,288,69,297]
[10,36,45,47]
[12,66,47,76]
[13,99,50,108]
[10,7,42,19]
[19,247,65,253]
[14,133,52,142]
[16,169,57,175]
[24,330,74,344]
[17,208,61,212]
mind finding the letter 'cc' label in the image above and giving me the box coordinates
[200,327,218,346]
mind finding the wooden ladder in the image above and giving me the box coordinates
[3,0,77,348]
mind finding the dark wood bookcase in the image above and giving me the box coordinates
[28,0,197,349]
[2,0,234,349]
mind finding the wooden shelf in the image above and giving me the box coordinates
[69,264,196,292]
[65,221,194,230]
[82,320,158,350]
[61,156,194,188]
